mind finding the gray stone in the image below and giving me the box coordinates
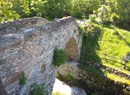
[0,16,82,95]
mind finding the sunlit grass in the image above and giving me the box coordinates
[102,63,130,75]
[104,71,130,85]
[99,27,130,57]
[97,26,130,71]
[80,24,130,85]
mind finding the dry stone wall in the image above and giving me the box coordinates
[0,17,82,95]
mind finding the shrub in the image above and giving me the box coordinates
[29,83,48,95]
[52,48,66,67]
[78,25,86,35]
[19,72,27,85]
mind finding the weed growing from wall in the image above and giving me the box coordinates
[19,72,27,85]
[29,83,48,95]
[52,48,67,66]
[65,71,73,81]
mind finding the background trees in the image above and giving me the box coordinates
[0,0,19,22]
[0,0,130,29]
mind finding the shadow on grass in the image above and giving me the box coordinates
[80,26,102,67]
[113,30,130,47]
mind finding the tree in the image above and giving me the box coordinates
[0,0,19,22]
[71,0,102,19]
[106,0,130,21]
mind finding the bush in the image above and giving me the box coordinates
[19,72,27,85]
[29,83,48,95]
[52,48,67,66]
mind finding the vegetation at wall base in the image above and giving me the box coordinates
[80,22,102,64]
[52,48,67,67]
[79,20,130,85]
[29,83,48,95]
[19,72,27,85]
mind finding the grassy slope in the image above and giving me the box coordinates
[80,24,130,85]
[98,27,130,70]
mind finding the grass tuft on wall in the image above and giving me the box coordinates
[52,48,67,67]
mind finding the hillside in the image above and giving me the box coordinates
[80,23,130,85]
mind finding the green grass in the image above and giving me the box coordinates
[104,71,130,85]
[80,23,130,85]
[52,48,67,67]
[103,63,130,75]
[80,24,130,72]
[98,27,130,70]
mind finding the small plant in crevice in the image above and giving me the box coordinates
[65,71,73,81]
[19,72,27,85]
[52,48,67,67]
[29,83,48,95]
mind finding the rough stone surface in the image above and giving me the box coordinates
[58,62,130,95]
[0,16,82,95]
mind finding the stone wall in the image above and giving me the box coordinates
[0,16,82,95]
[0,17,49,35]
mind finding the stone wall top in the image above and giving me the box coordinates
[0,17,49,35]
[0,16,78,51]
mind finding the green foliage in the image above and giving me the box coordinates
[102,0,130,29]
[110,13,120,25]
[80,20,130,71]
[1,0,130,31]
[12,0,47,17]
[0,0,20,22]
[0,0,104,21]
[78,25,85,35]
[97,5,111,24]
[109,0,130,20]
[71,0,102,19]
[89,14,97,22]
[19,72,27,85]
[80,32,101,63]
[29,83,48,95]
[52,48,67,67]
